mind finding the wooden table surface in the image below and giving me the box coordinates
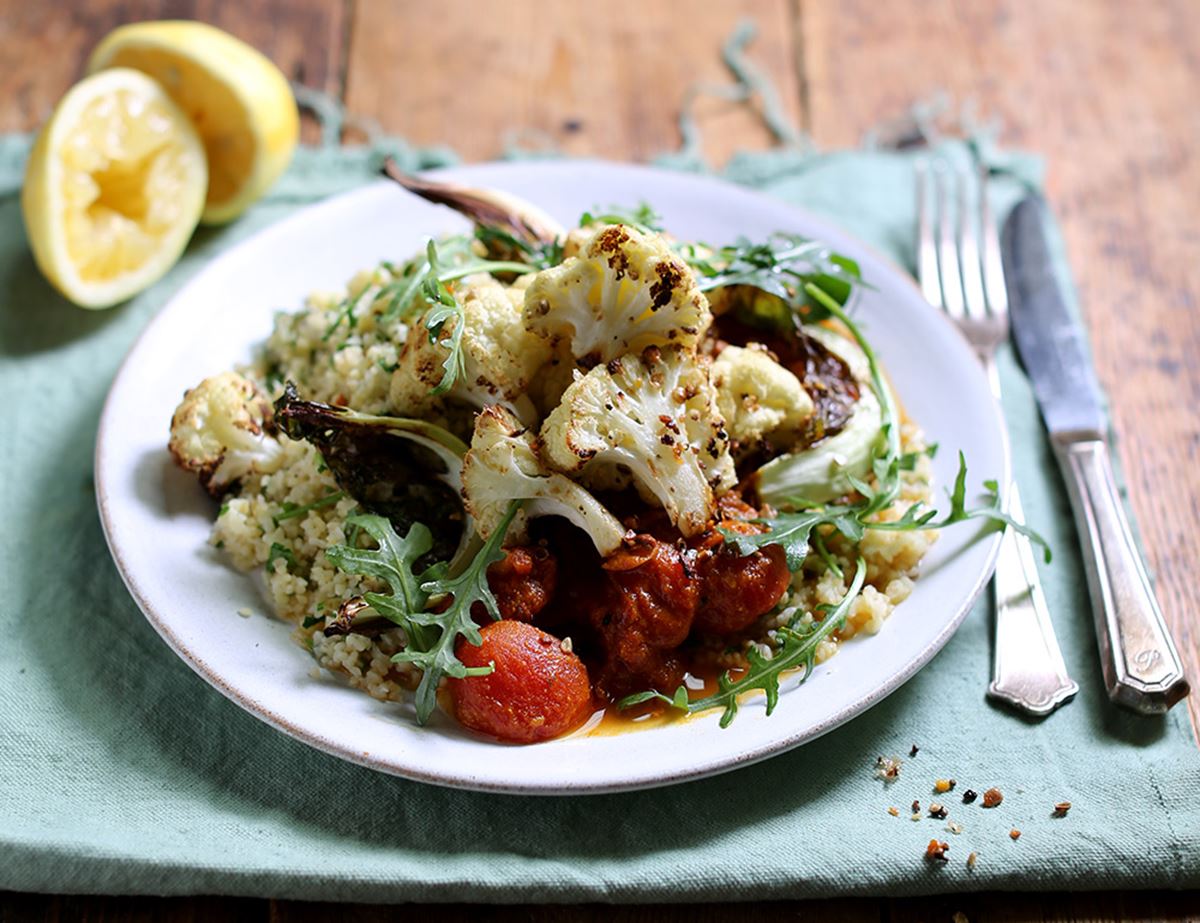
[2,0,1198,920]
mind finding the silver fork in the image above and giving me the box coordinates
[916,161,1079,716]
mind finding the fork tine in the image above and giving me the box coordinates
[935,166,965,318]
[915,160,942,307]
[958,170,987,319]
[978,163,1008,318]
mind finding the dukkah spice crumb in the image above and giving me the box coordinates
[982,787,1004,808]
[911,799,921,814]
[910,744,920,757]
[888,806,900,817]
[874,755,902,782]
[911,812,922,822]
[966,851,979,869]
[925,839,950,863]
[946,820,964,835]
[934,778,956,793]
[962,789,978,804]
[928,802,948,820]
[1053,801,1072,817]
[1009,828,1021,841]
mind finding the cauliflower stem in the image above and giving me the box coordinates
[461,405,626,555]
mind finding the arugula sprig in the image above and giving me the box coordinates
[681,233,863,317]
[724,282,1050,571]
[580,202,664,234]
[619,556,867,726]
[273,490,345,526]
[417,239,542,395]
[474,225,563,270]
[324,501,522,724]
[323,234,537,359]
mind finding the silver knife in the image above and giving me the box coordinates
[1003,195,1189,713]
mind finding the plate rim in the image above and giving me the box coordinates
[94,159,1008,795]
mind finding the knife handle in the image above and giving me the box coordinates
[1052,435,1190,713]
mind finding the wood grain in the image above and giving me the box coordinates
[343,0,801,164]
[799,0,1200,734]
[0,0,347,143]
[1,1,1199,920]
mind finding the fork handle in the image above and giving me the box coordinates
[1052,434,1190,713]
[988,481,1079,714]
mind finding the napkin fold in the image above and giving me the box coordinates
[1,129,1197,901]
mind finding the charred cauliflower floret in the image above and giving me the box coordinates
[754,325,885,506]
[712,345,814,448]
[461,406,626,555]
[168,372,285,497]
[390,273,550,424]
[540,346,735,537]
[524,224,711,364]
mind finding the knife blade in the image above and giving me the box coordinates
[1003,196,1106,437]
[1002,194,1189,713]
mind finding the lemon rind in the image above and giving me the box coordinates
[21,67,207,309]
[86,21,299,226]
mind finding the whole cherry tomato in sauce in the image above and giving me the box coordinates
[449,620,592,743]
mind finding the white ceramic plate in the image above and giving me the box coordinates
[96,161,1007,795]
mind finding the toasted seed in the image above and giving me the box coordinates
[874,755,902,782]
[982,787,1003,808]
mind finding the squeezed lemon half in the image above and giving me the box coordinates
[88,20,299,225]
[21,67,208,309]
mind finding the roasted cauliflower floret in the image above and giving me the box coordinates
[523,224,711,364]
[540,346,736,537]
[712,345,814,448]
[168,372,285,497]
[461,405,627,555]
[390,273,550,424]
[753,325,885,506]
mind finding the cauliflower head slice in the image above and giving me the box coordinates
[461,405,627,556]
[712,345,815,448]
[168,372,286,497]
[523,224,711,363]
[540,346,736,537]
[389,273,550,423]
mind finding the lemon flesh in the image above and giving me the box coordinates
[21,68,207,309]
[88,21,299,225]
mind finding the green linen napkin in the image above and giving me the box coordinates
[1,127,1197,902]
